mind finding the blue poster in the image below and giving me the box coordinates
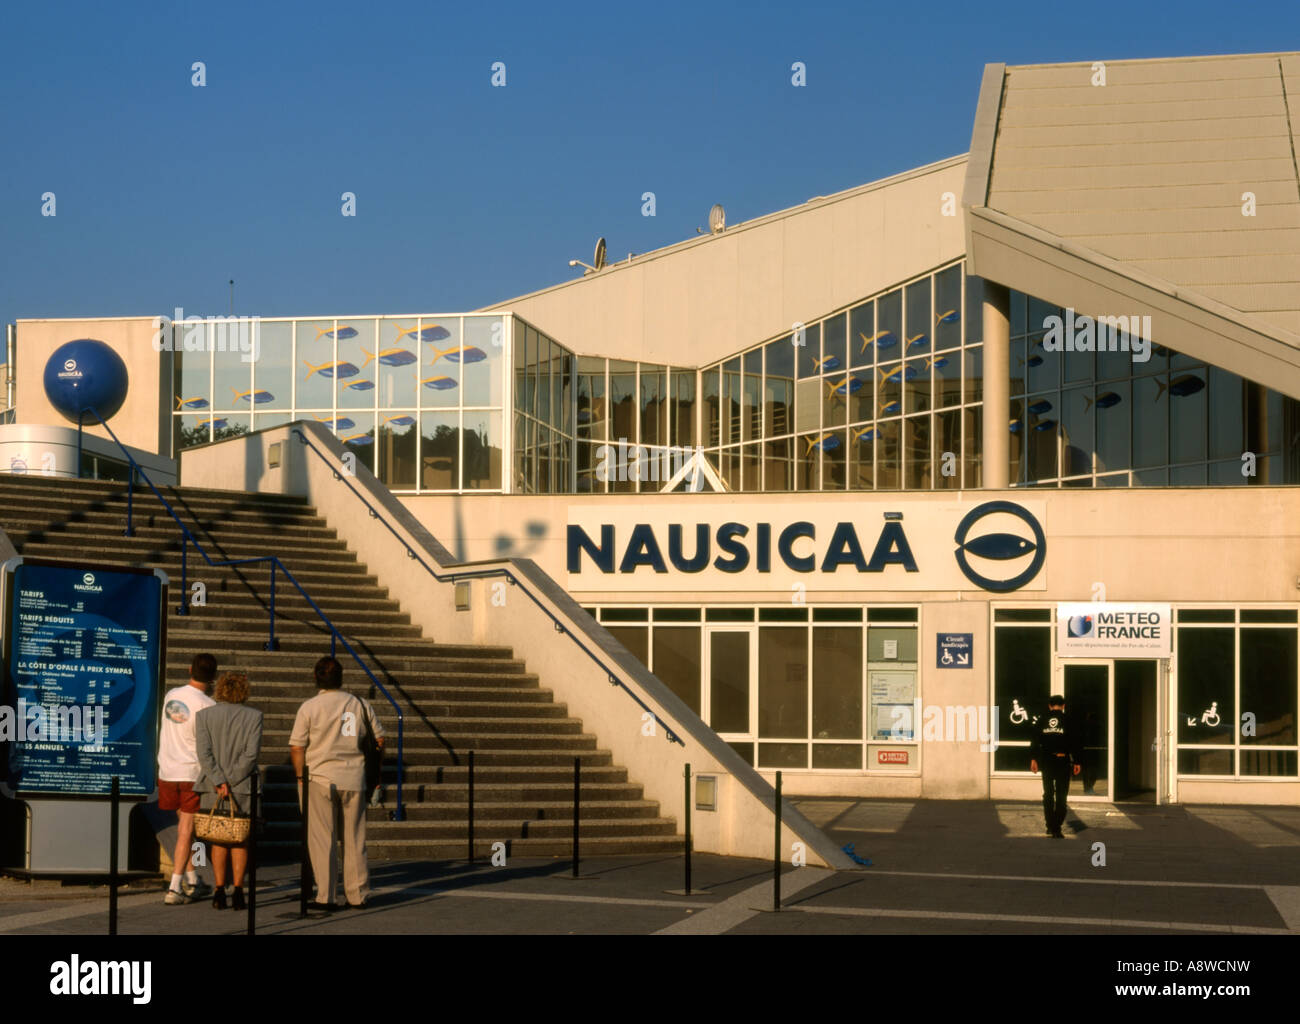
[2,561,166,796]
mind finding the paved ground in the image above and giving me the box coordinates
[1,799,1297,936]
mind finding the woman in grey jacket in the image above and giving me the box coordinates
[195,672,263,910]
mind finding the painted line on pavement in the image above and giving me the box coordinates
[654,868,834,935]
[1262,886,1300,931]
[865,869,1269,890]
[787,904,1290,934]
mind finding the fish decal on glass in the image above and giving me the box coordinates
[361,347,418,368]
[429,346,487,365]
[1032,418,1057,432]
[880,400,902,416]
[1156,375,1205,400]
[344,378,375,391]
[1009,418,1023,434]
[340,432,374,446]
[194,417,229,431]
[858,330,897,355]
[935,309,960,325]
[878,364,919,385]
[315,325,359,341]
[905,333,929,352]
[1084,392,1122,412]
[813,354,842,373]
[926,355,950,372]
[803,432,842,454]
[395,323,451,344]
[175,396,210,410]
[315,415,356,431]
[303,360,360,380]
[421,376,458,391]
[852,425,881,444]
[384,415,417,428]
[230,387,275,404]
[1027,400,1053,416]
[825,376,864,399]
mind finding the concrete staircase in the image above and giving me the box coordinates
[0,475,681,860]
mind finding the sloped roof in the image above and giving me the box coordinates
[964,53,1300,399]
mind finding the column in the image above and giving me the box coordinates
[981,282,1010,489]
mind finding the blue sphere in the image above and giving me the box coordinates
[43,339,130,423]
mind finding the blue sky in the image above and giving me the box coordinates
[2,0,1297,329]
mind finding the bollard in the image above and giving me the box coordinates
[247,769,258,936]
[299,763,310,917]
[109,776,120,935]
[572,756,580,879]
[773,770,782,912]
[683,763,692,896]
[467,750,475,864]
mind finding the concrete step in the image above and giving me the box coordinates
[258,836,686,859]
[361,800,663,822]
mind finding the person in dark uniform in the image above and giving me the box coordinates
[1029,694,1082,838]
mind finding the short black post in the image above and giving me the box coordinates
[467,750,475,864]
[109,776,120,936]
[571,756,580,879]
[247,769,258,936]
[683,763,692,896]
[773,770,782,913]
[124,466,136,536]
[299,763,310,917]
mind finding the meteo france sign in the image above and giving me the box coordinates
[1,559,168,796]
[566,500,1047,592]
[1056,602,1172,658]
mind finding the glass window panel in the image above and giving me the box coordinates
[742,443,761,491]
[722,359,741,447]
[1178,748,1233,775]
[1169,370,1207,464]
[934,349,961,408]
[993,625,1050,760]
[877,290,902,361]
[252,411,291,433]
[821,313,847,374]
[653,626,701,715]
[373,318,417,410]
[795,378,821,433]
[377,412,418,490]
[765,374,793,438]
[1026,332,1059,394]
[764,438,792,491]
[878,361,902,419]
[796,433,820,490]
[340,411,375,472]
[641,366,665,446]
[1011,338,1026,397]
[250,321,291,411]
[209,413,250,443]
[559,352,573,436]
[904,416,930,489]
[904,357,930,414]
[813,627,862,739]
[759,626,808,738]
[1098,345,1131,382]
[710,631,750,733]
[934,409,960,490]
[742,368,761,443]
[766,337,795,380]
[1059,387,1093,478]
[335,320,375,410]
[812,744,862,769]
[1010,290,1027,337]
[934,265,962,351]
[904,279,931,357]
[672,370,695,446]
[295,321,336,410]
[876,419,900,489]
[1093,382,1130,475]
[175,324,212,416]
[462,410,502,489]
[823,374,849,427]
[868,627,917,662]
[1027,394,1059,481]
[850,301,874,370]
[610,362,636,445]
[1240,628,1297,746]
[721,449,740,492]
[1063,346,1093,385]
[607,626,649,669]
[1176,628,1234,746]
[212,324,252,410]
[796,322,821,379]
[821,429,846,490]
[964,406,982,488]
[849,425,874,490]
[1170,463,1206,485]
[964,345,983,404]
[422,411,460,490]
[966,274,985,345]
[1133,374,1168,468]
[537,343,552,425]
[758,743,808,768]
[1027,297,1059,338]
[1240,750,1297,777]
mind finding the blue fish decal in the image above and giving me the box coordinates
[303,360,360,380]
[926,355,950,371]
[905,333,929,352]
[175,396,209,411]
[230,387,274,405]
[960,532,1036,561]
[852,426,881,443]
[345,378,375,391]
[878,364,918,385]
[1009,419,1023,434]
[825,376,864,399]
[194,417,229,431]
[858,330,897,355]
[315,325,358,342]
[315,415,355,431]
[1033,418,1057,432]
[362,347,418,368]
[813,354,842,373]
[421,376,458,391]
[384,415,417,427]
[430,345,487,365]
[1157,375,1205,400]
[1026,355,1044,368]
[880,401,902,416]
[395,323,451,344]
[935,309,960,325]
[1085,392,1122,411]
[340,432,374,446]
[1027,400,1053,416]
[804,432,842,454]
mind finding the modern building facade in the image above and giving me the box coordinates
[5,52,1299,806]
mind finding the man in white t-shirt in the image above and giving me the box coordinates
[157,653,218,904]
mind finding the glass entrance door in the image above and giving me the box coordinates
[704,628,756,765]
[1062,663,1110,799]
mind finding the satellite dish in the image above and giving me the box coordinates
[594,237,607,271]
[708,204,726,234]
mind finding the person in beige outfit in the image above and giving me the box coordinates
[289,656,385,909]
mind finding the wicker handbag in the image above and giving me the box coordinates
[195,793,251,845]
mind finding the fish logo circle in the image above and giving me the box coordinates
[64,359,77,372]
[953,500,1046,592]
[83,573,95,586]
[1068,615,1094,638]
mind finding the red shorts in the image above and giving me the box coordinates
[158,780,200,813]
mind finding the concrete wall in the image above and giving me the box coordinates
[14,318,171,456]
[182,423,852,867]
[485,157,969,365]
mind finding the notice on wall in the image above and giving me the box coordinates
[1056,602,1172,658]
[869,670,916,740]
[1,560,167,796]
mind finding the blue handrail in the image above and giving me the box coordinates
[290,427,685,746]
[79,410,407,820]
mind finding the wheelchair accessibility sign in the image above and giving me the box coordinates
[936,633,973,668]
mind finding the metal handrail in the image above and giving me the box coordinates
[290,427,684,745]
[78,410,407,820]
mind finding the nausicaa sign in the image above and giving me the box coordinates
[566,500,1048,593]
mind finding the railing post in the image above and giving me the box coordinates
[108,775,119,936]
[178,535,189,615]
[393,718,405,822]
[299,763,310,917]
[265,563,280,651]
[247,768,258,936]
[684,763,692,896]
[124,465,135,537]
[572,756,580,879]
[467,749,474,864]
[773,770,782,913]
